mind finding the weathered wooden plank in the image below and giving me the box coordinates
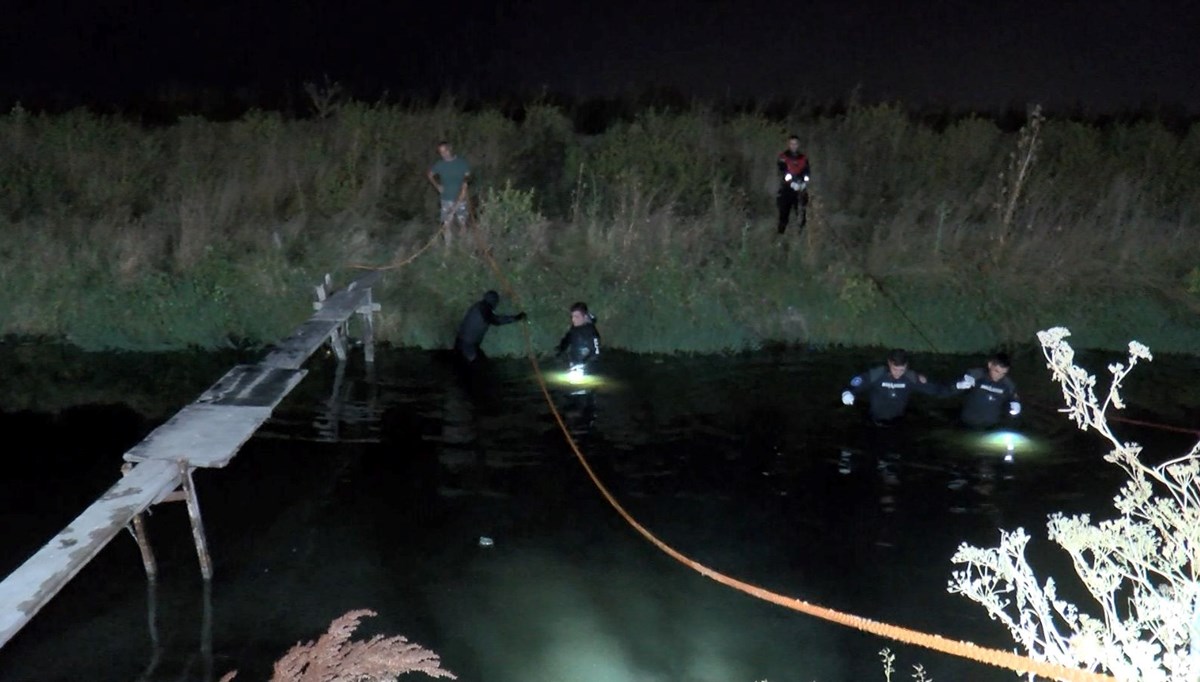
[261,318,347,370]
[197,365,307,408]
[123,404,276,468]
[0,271,383,652]
[0,460,180,649]
[262,272,381,370]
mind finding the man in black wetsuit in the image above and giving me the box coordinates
[454,290,525,363]
[556,301,600,370]
[841,348,944,425]
[952,352,1021,429]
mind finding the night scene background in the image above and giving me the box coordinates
[3,1,1200,681]
[3,0,1198,116]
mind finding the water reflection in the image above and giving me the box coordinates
[2,346,1195,682]
[131,579,215,682]
[311,360,382,443]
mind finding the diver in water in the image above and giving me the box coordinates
[556,301,601,430]
[556,301,600,370]
[952,352,1021,429]
[841,348,946,426]
[453,290,526,364]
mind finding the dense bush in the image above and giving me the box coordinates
[1,99,1197,353]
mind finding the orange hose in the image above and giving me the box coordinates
[460,218,1117,682]
[340,215,1120,682]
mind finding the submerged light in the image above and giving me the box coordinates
[979,430,1032,456]
[546,365,606,390]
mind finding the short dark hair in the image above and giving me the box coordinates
[437,140,449,148]
[787,134,800,141]
[988,352,1011,369]
[569,302,589,315]
[886,348,909,366]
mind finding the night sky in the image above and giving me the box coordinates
[3,0,1197,114]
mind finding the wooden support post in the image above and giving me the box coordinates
[314,274,349,361]
[121,463,160,582]
[357,288,381,365]
[130,514,158,582]
[178,461,213,581]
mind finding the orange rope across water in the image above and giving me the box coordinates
[1108,414,1200,437]
[458,219,1117,682]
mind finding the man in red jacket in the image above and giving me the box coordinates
[776,134,810,234]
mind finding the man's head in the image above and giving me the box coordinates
[569,301,590,327]
[437,141,454,161]
[787,135,800,153]
[886,348,909,379]
[483,290,499,307]
[986,352,1011,382]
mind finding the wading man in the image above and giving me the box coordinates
[952,352,1021,429]
[841,348,945,426]
[454,290,525,364]
[556,302,601,371]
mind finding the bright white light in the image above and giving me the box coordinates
[546,367,606,390]
[979,430,1032,454]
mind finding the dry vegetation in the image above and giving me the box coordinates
[1,97,1197,352]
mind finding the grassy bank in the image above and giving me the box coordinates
[1,100,1197,354]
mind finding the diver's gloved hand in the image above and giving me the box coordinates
[515,311,527,322]
[841,391,855,406]
[1009,401,1022,416]
[955,374,975,390]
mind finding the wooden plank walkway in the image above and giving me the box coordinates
[0,271,382,650]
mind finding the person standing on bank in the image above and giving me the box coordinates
[426,141,471,246]
[952,352,1021,429]
[841,348,945,426]
[776,134,810,235]
[454,290,526,364]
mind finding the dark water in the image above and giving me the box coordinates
[2,345,1198,682]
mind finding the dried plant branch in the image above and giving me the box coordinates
[949,327,1200,682]
[222,609,456,682]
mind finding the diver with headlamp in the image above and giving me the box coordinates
[952,352,1021,429]
[556,301,600,381]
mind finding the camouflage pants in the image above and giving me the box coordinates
[439,199,468,226]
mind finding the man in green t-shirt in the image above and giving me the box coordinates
[426,141,472,244]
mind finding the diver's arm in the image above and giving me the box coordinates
[911,371,946,397]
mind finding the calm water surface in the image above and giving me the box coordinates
[2,344,1198,682]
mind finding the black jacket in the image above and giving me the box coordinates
[958,369,1020,428]
[557,322,601,367]
[455,298,520,360]
[845,365,944,423]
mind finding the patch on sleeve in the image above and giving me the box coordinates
[850,376,863,387]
